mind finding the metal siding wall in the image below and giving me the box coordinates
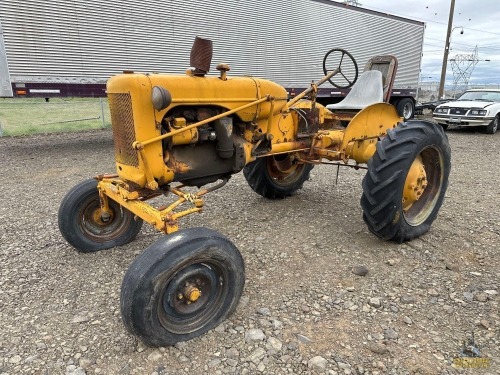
[0,0,423,88]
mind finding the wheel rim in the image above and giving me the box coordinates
[79,196,132,242]
[159,261,226,334]
[494,117,499,132]
[403,102,413,119]
[266,155,308,187]
[402,146,444,226]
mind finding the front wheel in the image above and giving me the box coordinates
[361,121,451,242]
[120,228,245,346]
[243,155,313,199]
[58,179,143,252]
[485,115,498,134]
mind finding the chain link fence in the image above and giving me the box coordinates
[0,98,111,136]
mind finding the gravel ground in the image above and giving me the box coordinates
[0,125,498,375]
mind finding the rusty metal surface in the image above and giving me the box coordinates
[333,111,359,122]
[298,107,320,135]
[190,37,213,75]
[108,93,139,167]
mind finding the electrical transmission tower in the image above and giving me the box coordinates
[450,46,479,94]
[344,0,362,6]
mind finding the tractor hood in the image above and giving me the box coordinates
[107,72,289,123]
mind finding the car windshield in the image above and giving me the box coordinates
[457,91,500,102]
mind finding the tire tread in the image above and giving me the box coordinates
[361,120,451,242]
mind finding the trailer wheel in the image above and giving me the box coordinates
[243,155,313,199]
[322,48,359,89]
[58,179,143,252]
[361,121,451,242]
[120,227,244,347]
[396,98,415,121]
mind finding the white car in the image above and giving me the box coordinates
[433,89,500,134]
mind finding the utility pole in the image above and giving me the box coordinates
[438,0,456,99]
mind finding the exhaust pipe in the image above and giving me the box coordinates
[214,117,234,159]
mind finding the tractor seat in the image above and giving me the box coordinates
[326,70,383,111]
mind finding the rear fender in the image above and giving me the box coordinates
[341,103,402,163]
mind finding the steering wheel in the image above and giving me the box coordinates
[322,48,359,89]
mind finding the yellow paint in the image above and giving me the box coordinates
[185,286,202,302]
[402,155,427,211]
[104,69,404,235]
[341,103,402,163]
[97,178,204,234]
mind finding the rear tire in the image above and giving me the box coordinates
[120,228,245,346]
[243,155,313,199]
[58,179,143,252]
[485,115,498,134]
[361,121,451,242]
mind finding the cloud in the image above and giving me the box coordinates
[361,0,500,85]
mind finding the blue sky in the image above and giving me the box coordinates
[361,0,500,86]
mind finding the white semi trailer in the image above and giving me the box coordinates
[0,0,424,119]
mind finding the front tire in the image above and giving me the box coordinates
[361,121,451,242]
[243,155,313,199]
[121,228,245,346]
[485,115,498,134]
[58,179,143,252]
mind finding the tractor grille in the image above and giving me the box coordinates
[448,108,468,116]
[108,93,139,167]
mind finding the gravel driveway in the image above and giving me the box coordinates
[0,127,498,374]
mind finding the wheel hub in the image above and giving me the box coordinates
[179,283,202,303]
[163,264,218,315]
[92,208,114,225]
[273,154,294,173]
[267,156,306,184]
[403,155,427,211]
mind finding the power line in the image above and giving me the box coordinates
[425,37,500,52]
[361,4,500,37]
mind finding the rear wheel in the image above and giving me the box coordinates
[58,179,143,252]
[361,121,451,242]
[120,227,245,346]
[243,155,313,199]
[485,115,498,134]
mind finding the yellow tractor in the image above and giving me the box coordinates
[59,37,451,346]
